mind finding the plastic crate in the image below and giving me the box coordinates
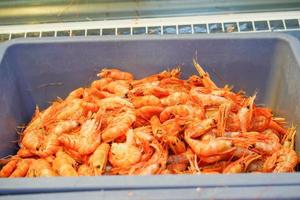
[0,33,300,199]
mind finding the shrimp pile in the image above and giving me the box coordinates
[1,59,299,177]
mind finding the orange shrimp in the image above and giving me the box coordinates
[263,148,298,173]
[34,133,60,157]
[131,68,181,87]
[230,132,281,155]
[97,96,134,111]
[109,129,142,168]
[52,150,78,176]
[52,120,80,135]
[237,94,256,133]
[165,135,186,154]
[185,132,234,157]
[88,143,110,175]
[269,120,287,135]
[217,102,231,137]
[27,159,57,177]
[187,75,203,87]
[56,99,85,120]
[190,87,230,107]
[250,107,272,132]
[192,59,218,90]
[131,95,161,108]
[102,80,130,97]
[78,164,94,176]
[247,158,265,172]
[160,105,194,122]
[223,154,261,173]
[0,157,19,177]
[17,148,35,158]
[201,161,229,173]
[161,92,190,106]
[91,78,113,91]
[185,118,216,138]
[98,68,134,81]
[132,140,168,175]
[66,87,85,101]
[136,106,164,121]
[10,159,32,178]
[282,126,296,149]
[59,117,101,155]
[101,109,136,142]
[159,77,190,93]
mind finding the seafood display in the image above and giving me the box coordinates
[0,60,298,177]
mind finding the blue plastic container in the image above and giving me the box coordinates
[0,33,300,199]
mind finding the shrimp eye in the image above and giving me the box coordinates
[96,165,102,169]
[246,105,250,109]
[248,144,255,149]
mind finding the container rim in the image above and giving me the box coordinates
[1,173,300,195]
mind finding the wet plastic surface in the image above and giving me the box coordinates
[0,33,300,199]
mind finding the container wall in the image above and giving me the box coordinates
[0,36,290,157]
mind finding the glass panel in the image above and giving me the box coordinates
[87,29,100,36]
[163,26,177,34]
[147,26,161,35]
[208,23,223,33]
[178,25,192,34]
[224,22,238,32]
[239,21,254,31]
[254,21,269,31]
[0,0,300,25]
[193,24,207,33]
[285,19,300,29]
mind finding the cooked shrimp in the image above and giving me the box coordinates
[165,135,186,154]
[185,118,216,138]
[136,106,164,121]
[263,148,298,173]
[161,92,190,106]
[88,143,110,175]
[131,68,181,87]
[52,120,80,135]
[190,87,230,107]
[185,132,234,157]
[102,80,130,97]
[250,107,272,132]
[34,133,60,157]
[97,96,134,111]
[78,164,94,176]
[192,59,218,90]
[217,102,231,136]
[52,150,78,176]
[17,148,35,158]
[91,78,113,91]
[10,159,32,178]
[282,126,296,149]
[101,109,136,142]
[66,88,85,101]
[159,78,190,93]
[223,154,261,173]
[59,118,101,155]
[56,99,84,120]
[98,68,134,81]
[160,105,194,122]
[109,129,141,167]
[131,95,161,108]
[27,159,57,177]
[0,157,19,177]
[238,94,256,133]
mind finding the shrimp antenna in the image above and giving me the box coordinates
[192,58,206,77]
